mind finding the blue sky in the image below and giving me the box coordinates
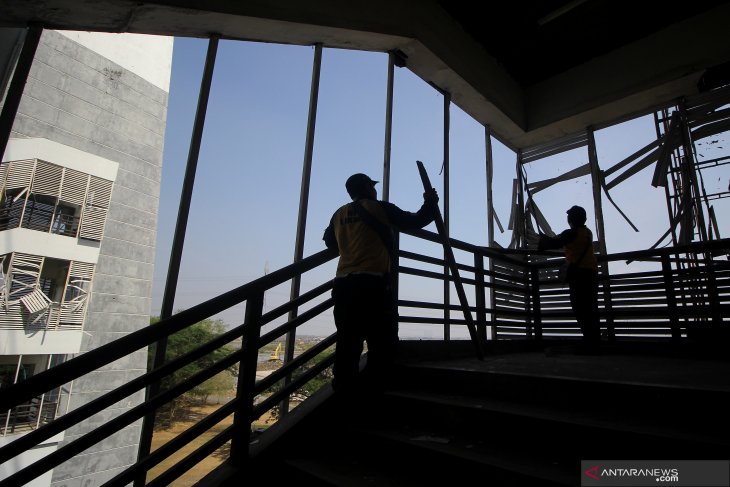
[151,37,729,338]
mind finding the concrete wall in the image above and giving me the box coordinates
[8,29,172,487]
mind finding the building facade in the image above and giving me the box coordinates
[0,29,172,487]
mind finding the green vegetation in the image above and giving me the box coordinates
[148,316,238,426]
[264,347,334,423]
[146,316,332,429]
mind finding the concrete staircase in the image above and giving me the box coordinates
[234,341,730,486]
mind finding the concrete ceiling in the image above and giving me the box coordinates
[2,0,730,149]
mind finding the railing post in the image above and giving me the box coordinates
[474,253,488,343]
[530,266,542,341]
[661,254,681,341]
[230,291,264,466]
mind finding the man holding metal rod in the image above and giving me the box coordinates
[323,173,439,394]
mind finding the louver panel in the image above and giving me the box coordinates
[86,177,113,208]
[0,253,45,330]
[69,261,95,280]
[5,159,35,191]
[0,162,8,194]
[60,305,85,325]
[8,253,44,302]
[31,161,63,197]
[47,303,61,328]
[19,288,52,313]
[59,168,88,206]
[0,302,29,329]
[60,261,94,328]
[79,207,107,241]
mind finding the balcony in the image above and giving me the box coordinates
[0,197,80,239]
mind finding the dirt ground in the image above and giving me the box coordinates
[147,403,274,486]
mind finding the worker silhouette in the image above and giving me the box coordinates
[323,173,438,394]
[538,206,601,349]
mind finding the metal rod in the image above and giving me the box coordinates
[136,34,219,485]
[484,125,496,339]
[515,151,531,336]
[283,43,323,416]
[416,161,484,359]
[655,110,680,247]
[382,52,394,202]
[443,92,450,341]
[0,25,42,161]
[587,128,613,339]
[679,102,709,245]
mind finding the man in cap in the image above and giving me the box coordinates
[538,205,601,348]
[323,173,439,393]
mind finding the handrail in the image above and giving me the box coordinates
[0,231,727,486]
[0,246,338,486]
[490,237,730,266]
[0,247,337,412]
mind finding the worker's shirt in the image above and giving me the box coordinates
[539,226,598,271]
[323,198,435,278]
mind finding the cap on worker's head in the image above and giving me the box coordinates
[566,205,587,224]
[345,173,378,199]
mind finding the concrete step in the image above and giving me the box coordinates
[376,389,728,459]
[276,415,573,486]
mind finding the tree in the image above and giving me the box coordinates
[191,371,236,404]
[148,315,237,425]
[265,349,334,422]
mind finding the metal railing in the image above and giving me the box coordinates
[1,397,60,436]
[0,233,727,485]
[0,247,339,486]
[398,231,728,341]
[0,202,80,237]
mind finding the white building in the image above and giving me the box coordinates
[0,30,172,487]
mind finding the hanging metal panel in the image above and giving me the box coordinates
[527,162,591,193]
[685,84,730,119]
